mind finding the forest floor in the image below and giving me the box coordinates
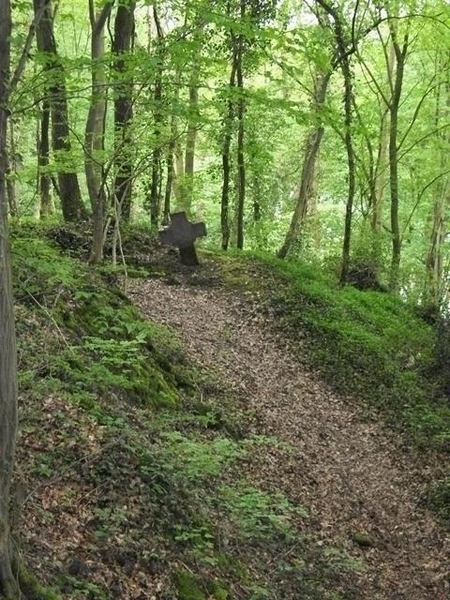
[127,257,450,600]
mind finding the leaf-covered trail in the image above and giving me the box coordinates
[129,275,449,600]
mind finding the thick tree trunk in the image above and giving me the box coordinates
[34,0,86,222]
[0,1,20,597]
[113,0,135,222]
[278,71,330,259]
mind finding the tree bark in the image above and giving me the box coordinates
[315,0,356,285]
[85,0,113,264]
[278,70,331,259]
[38,99,53,218]
[235,19,246,250]
[149,7,164,228]
[388,25,408,291]
[6,121,18,218]
[112,0,135,222]
[180,19,204,214]
[371,42,395,238]
[425,61,450,308]
[221,45,238,251]
[34,0,87,222]
[0,0,20,596]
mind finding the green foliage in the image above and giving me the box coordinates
[12,231,183,407]
[176,572,207,600]
[18,566,62,600]
[161,432,246,479]
[220,482,307,542]
[425,478,450,523]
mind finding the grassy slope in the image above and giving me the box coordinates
[10,225,450,599]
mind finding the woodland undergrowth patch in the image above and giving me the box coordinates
[11,229,358,599]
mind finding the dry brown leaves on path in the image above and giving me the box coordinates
[128,273,450,600]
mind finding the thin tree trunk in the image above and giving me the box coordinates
[278,70,331,259]
[182,80,199,214]
[113,0,135,222]
[181,20,204,214]
[85,0,112,264]
[34,0,87,222]
[149,7,164,228]
[6,120,18,218]
[38,99,53,218]
[0,0,19,596]
[221,47,237,251]
[164,126,176,224]
[388,26,408,291]
[340,51,356,286]
[236,37,246,250]
[371,43,395,238]
[425,62,450,307]
[314,0,356,285]
[236,25,246,250]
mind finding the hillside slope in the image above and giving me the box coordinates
[10,229,450,599]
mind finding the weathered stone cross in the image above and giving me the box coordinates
[159,211,207,266]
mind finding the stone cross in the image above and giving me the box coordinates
[159,211,207,265]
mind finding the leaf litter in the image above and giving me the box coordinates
[13,256,450,600]
[128,270,450,600]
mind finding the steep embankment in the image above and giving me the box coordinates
[129,268,449,600]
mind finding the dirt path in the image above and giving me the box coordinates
[129,275,449,600]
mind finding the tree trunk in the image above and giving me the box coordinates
[221,47,237,251]
[34,0,86,222]
[235,25,246,250]
[113,0,135,222]
[0,1,20,596]
[85,0,113,264]
[38,99,53,218]
[149,7,164,228]
[278,70,331,259]
[314,0,356,285]
[388,26,408,291]
[371,42,395,239]
[340,51,356,286]
[425,64,450,308]
[180,21,204,214]
[181,79,199,214]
